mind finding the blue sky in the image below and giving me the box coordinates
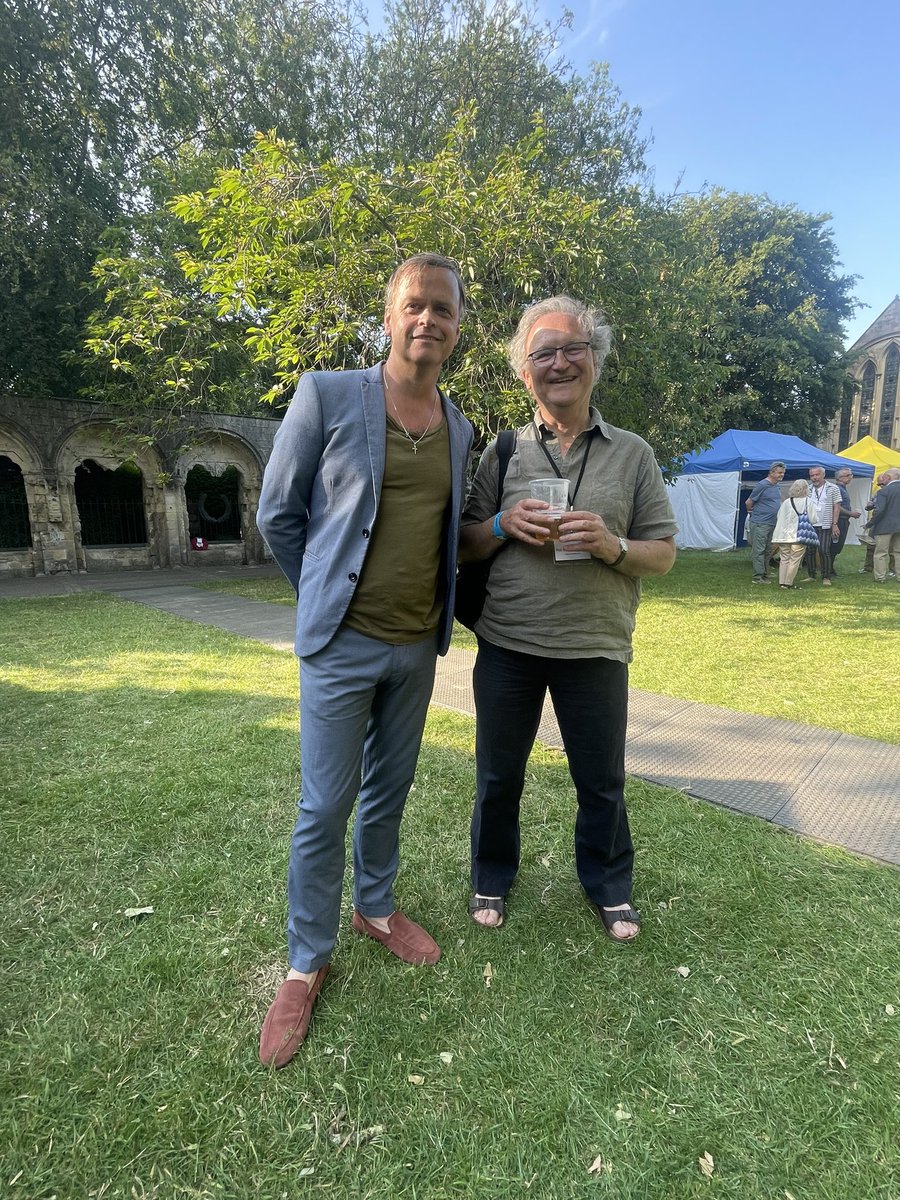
[548,0,899,347]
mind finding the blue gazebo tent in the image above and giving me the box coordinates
[668,430,874,550]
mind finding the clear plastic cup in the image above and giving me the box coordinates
[529,477,570,540]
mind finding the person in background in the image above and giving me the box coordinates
[458,295,677,943]
[771,480,813,588]
[744,461,786,583]
[830,466,860,575]
[871,467,900,583]
[803,466,841,586]
[858,471,891,574]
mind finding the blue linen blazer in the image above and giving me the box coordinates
[256,364,474,658]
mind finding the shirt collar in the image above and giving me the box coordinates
[534,406,609,441]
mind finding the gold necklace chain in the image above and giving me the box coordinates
[383,374,439,455]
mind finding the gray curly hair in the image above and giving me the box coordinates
[507,296,613,382]
[788,479,809,498]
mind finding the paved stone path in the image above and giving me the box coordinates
[4,566,898,866]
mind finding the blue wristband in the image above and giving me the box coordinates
[492,511,509,540]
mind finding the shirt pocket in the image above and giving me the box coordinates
[580,479,632,534]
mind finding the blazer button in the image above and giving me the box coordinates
[348,572,358,582]
[362,528,370,538]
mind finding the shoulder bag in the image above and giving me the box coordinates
[792,500,819,546]
[454,430,516,631]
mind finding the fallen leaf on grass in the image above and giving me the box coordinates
[588,1155,604,1174]
[298,1167,315,1177]
[784,1191,797,1199]
[614,1104,631,1121]
[698,1152,714,1178]
[123,906,154,919]
[359,1125,385,1142]
[439,1052,453,1065]
[675,965,690,978]
[407,1074,424,1085]
[885,1004,895,1015]
[483,962,493,987]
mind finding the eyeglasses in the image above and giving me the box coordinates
[526,341,591,367]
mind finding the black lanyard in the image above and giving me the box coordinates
[534,421,595,508]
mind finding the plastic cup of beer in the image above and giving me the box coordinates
[529,477,570,540]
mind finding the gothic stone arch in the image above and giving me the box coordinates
[55,421,170,572]
[175,430,267,566]
[0,419,45,576]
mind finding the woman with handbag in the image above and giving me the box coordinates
[771,480,816,588]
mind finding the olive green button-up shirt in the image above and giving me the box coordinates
[461,409,678,661]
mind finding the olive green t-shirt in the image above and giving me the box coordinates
[344,418,451,644]
[461,410,678,661]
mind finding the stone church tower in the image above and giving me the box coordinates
[826,296,900,452]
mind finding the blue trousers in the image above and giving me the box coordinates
[287,625,438,972]
[471,639,634,909]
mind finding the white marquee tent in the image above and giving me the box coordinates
[668,430,874,550]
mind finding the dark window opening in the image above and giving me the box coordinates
[857,361,875,440]
[0,456,31,549]
[185,465,242,542]
[75,459,148,546]
[837,395,852,450]
[878,345,898,445]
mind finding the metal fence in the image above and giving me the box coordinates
[0,487,31,549]
[76,497,148,546]
[187,486,242,543]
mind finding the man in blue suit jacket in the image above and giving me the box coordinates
[257,253,474,1067]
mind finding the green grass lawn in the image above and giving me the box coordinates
[200,546,899,744]
[2,595,899,1199]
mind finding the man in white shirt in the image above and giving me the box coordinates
[803,466,841,586]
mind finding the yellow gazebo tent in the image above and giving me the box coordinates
[838,436,900,488]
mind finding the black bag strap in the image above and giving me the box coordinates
[495,429,516,510]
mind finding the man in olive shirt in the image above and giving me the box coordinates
[459,295,677,943]
[256,254,473,1067]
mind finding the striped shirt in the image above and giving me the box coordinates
[807,481,841,527]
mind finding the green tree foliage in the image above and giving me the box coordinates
[1,0,646,398]
[6,0,857,456]
[349,0,647,192]
[84,121,728,469]
[679,190,856,442]
[0,0,356,396]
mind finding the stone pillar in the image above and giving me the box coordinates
[33,472,81,574]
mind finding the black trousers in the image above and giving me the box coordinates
[471,638,634,908]
[805,526,833,579]
[832,517,850,566]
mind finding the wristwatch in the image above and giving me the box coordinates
[609,536,628,567]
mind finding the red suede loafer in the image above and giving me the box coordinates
[351,910,441,965]
[259,965,330,1068]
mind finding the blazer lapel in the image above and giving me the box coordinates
[360,366,387,505]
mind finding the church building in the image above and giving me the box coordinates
[826,296,900,452]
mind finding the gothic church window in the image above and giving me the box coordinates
[857,361,876,439]
[878,344,898,444]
